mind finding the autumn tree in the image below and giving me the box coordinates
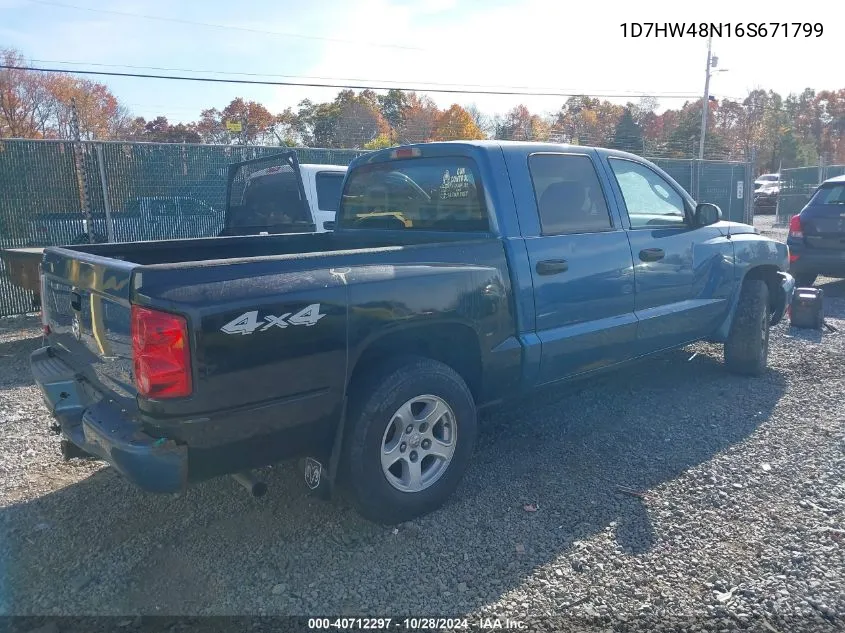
[465,103,493,137]
[378,89,410,132]
[1,48,128,139]
[495,105,550,141]
[553,96,623,146]
[431,104,485,141]
[395,93,439,143]
[332,90,390,148]
[0,48,53,137]
[611,108,644,152]
[127,116,201,143]
[363,133,393,149]
[196,98,277,145]
[816,89,845,163]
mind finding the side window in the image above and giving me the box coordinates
[315,172,345,211]
[528,154,613,235]
[608,159,687,228]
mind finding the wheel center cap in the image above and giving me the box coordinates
[409,433,421,448]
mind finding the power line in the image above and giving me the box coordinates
[0,64,706,100]
[28,59,701,96]
[26,0,425,51]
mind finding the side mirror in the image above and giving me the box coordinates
[695,202,722,227]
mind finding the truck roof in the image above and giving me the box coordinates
[354,139,650,164]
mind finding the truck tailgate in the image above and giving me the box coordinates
[40,247,137,400]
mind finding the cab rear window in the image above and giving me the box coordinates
[338,157,489,231]
[810,184,845,205]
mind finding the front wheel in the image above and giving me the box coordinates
[342,356,477,524]
[724,279,770,376]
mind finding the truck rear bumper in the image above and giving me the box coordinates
[30,346,188,493]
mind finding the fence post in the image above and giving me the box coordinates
[746,149,755,224]
[69,99,94,243]
[95,144,115,242]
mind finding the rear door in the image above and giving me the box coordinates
[508,150,638,383]
[603,156,735,353]
[800,181,845,250]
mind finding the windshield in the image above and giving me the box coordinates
[338,157,488,231]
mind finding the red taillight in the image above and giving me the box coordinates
[788,215,803,238]
[131,305,192,399]
[789,254,800,263]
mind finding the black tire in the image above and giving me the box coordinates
[794,273,817,287]
[342,356,477,524]
[724,279,771,376]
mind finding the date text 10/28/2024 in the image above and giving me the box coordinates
[620,22,823,38]
[308,618,526,631]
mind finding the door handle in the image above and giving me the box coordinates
[639,248,665,262]
[535,259,569,275]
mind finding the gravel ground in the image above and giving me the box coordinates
[1,231,844,631]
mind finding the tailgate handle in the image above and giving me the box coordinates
[70,292,82,311]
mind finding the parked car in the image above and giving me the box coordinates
[754,173,780,215]
[786,174,845,286]
[27,196,222,246]
[755,173,780,188]
[32,141,794,524]
[220,153,347,236]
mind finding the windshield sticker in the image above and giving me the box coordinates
[440,167,472,200]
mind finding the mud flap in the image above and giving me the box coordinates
[301,395,347,501]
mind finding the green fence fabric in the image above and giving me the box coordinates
[0,139,749,317]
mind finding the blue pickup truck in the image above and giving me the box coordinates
[32,141,794,524]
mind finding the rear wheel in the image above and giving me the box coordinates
[724,279,770,376]
[342,356,477,524]
[794,272,817,287]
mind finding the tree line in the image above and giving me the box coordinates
[2,47,844,172]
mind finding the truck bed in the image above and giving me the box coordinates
[63,231,468,266]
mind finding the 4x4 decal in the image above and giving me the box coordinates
[220,304,326,335]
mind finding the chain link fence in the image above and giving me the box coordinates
[0,138,750,317]
[653,158,751,226]
[775,164,845,225]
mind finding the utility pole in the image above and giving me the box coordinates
[698,36,713,161]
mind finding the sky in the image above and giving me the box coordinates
[0,0,840,124]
